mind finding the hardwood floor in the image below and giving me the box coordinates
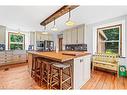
[0,63,46,89]
[81,70,127,90]
[0,63,127,90]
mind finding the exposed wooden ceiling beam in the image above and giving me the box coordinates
[40,5,79,26]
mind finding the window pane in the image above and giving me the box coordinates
[105,42,119,54]
[103,28,119,40]
[98,26,121,54]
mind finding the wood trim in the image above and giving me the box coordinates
[40,5,79,26]
[96,24,122,56]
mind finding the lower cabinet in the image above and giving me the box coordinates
[0,50,27,66]
[73,55,91,89]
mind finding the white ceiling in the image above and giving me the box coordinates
[0,6,127,32]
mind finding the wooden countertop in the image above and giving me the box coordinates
[28,51,90,62]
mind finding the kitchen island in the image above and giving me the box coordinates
[28,51,91,89]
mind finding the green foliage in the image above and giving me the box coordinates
[10,34,24,42]
[103,28,119,40]
[10,33,24,50]
[103,27,119,54]
[10,44,23,50]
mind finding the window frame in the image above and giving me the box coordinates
[8,32,25,50]
[97,24,122,55]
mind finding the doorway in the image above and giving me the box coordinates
[58,38,63,51]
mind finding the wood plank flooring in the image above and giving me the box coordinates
[0,63,127,89]
[0,63,46,89]
[81,70,127,90]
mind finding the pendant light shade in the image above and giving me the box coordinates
[51,18,58,31]
[42,25,48,34]
[65,8,75,26]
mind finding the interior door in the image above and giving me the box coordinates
[59,38,63,51]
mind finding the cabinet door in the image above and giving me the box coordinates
[44,34,48,40]
[36,32,41,41]
[74,57,84,89]
[77,25,84,44]
[71,28,77,44]
[41,34,45,41]
[0,26,6,43]
[30,32,35,45]
[63,31,67,45]
[83,55,91,83]
[48,34,52,40]
[66,30,72,44]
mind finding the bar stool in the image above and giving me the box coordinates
[50,63,72,90]
[41,59,53,89]
[34,57,43,86]
[31,56,39,78]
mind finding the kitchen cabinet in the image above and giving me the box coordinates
[74,56,84,89]
[36,32,39,41]
[77,25,84,44]
[36,32,53,41]
[73,54,91,89]
[0,25,6,44]
[30,32,35,45]
[83,55,91,83]
[63,24,85,45]
[48,34,53,40]
[71,28,77,44]
[0,50,27,66]
[63,31,67,45]
[66,30,72,44]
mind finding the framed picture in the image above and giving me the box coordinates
[8,32,25,50]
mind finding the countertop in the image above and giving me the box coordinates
[28,51,91,62]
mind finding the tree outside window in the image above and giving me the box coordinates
[97,24,122,55]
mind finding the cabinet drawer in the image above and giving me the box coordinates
[0,51,5,54]
[5,51,13,55]
[0,55,6,58]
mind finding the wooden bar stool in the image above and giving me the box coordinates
[31,56,39,78]
[34,57,43,86]
[41,59,53,89]
[50,63,72,90]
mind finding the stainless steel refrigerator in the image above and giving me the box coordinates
[44,40,54,51]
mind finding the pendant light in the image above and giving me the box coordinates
[51,18,58,31]
[42,25,48,34]
[18,28,21,35]
[65,8,75,26]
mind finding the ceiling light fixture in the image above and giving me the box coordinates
[65,8,75,26]
[42,25,48,34]
[51,18,58,31]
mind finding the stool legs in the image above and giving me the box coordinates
[50,63,72,90]
[59,69,63,90]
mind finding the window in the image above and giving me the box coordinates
[8,32,25,50]
[97,24,122,55]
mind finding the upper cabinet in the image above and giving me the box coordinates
[71,28,78,44]
[0,25,6,44]
[36,32,53,41]
[63,24,85,45]
[30,32,35,45]
[66,29,72,44]
[77,25,84,44]
[63,31,67,45]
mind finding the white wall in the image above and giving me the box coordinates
[85,15,127,67]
